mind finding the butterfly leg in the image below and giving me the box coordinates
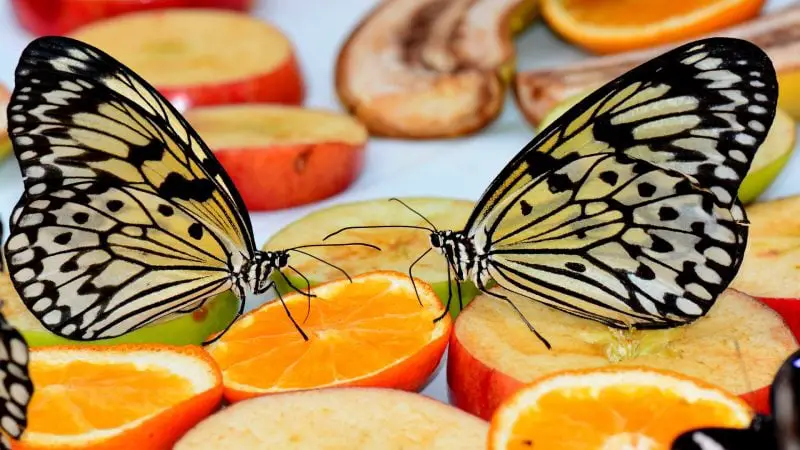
[433,261,454,323]
[274,283,310,341]
[201,293,248,346]
[407,248,432,307]
[280,267,316,323]
[478,279,552,350]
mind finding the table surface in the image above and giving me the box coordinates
[0,0,797,406]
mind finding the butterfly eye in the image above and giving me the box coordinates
[430,234,442,248]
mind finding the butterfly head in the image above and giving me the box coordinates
[430,230,474,281]
[248,250,290,295]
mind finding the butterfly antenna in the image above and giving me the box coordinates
[434,261,454,323]
[389,198,438,231]
[407,248,432,307]
[202,293,248,346]
[287,242,381,252]
[483,286,552,350]
[290,249,354,283]
[285,265,315,323]
[275,287,309,342]
[323,225,434,241]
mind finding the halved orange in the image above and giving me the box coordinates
[542,0,766,54]
[205,270,452,402]
[11,344,223,450]
[488,367,754,450]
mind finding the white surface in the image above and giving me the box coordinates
[0,0,798,407]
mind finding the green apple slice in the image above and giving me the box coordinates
[538,91,795,204]
[0,273,240,347]
[262,197,480,318]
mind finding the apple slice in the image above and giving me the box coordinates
[262,197,481,317]
[70,9,304,112]
[0,272,239,347]
[539,92,796,205]
[183,104,367,211]
[514,4,800,125]
[731,195,800,336]
[335,0,537,138]
[0,83,11,162]
[11,0,253,36]
[174,387,489,450]
[448,288,798,420]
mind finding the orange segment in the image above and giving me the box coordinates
[13,345,223,450]
[206,270,452,402]
[542,0,766,54]
[489,367,753,450]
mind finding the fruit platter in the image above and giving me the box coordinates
[1,0,800,449]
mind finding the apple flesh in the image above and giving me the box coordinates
[731,195,800,337]
[262,197,481,317]
[11,0,253,36]
[0,273,239,347]
[335,0,537,138]
[184,105,367,211]
[448,288,798,420]
[70,9,304,112]
[175,387,489,450]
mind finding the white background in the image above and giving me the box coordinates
[0,0,796,405]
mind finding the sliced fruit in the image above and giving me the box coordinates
[488,367,754,450]
[448,288,798,420]
[175,387,488,449]
[10,344,223,450]
[539,91,795,204]
[0,83,11,161]
[70,9,303,112]
[0,272,239,347]
[262,197,480,317]
[11,0,253,36]
[205,271,452,402]
[335,0,537,138]
[515,4,800,125]
[184,105,367,211]
[731,195,800,336]
[541,0,765,55]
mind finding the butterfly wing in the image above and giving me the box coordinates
[468,37,776,231]
[476,153,741,328]
[671,428,776,450]
[4,36,252,339]
[770,349,800,449]
[0,312,32,449]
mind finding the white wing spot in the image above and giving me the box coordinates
[19,213,43,227]
[42,309,63,325]
[15,136,33,146]
[748,120,765,133]
[13,268,34,283]
[695,57,721,70]
[25,166,45,178]
[10,249,34,265]
[755,93,767,102]
[1,417,19,438]
[9,384,30,407]
[713,165,737,181]
[750,80,765,88]
[23,282,44,297]
[32,298,52,312]
[10,105,22,111]
[6,235,29,252]
[748,105,767,115]
[734,133,756,146]
[28,183,46,195]
[676,297,703,315]
[681,52,707,65]
[29,200,50,210]
[15,95,28,101]
[710,186,732,204]
[122,226,144,237]
[11,115,24,123]
[61,324,77,335]
[729,150,748,163]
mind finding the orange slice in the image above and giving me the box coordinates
[206,270,452,402]
[541,0,766,54]
[488,367,754,450]
[12,345,223,450]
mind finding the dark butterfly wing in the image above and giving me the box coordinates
[0,311,32,449]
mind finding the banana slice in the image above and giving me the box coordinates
[262,197,479,316]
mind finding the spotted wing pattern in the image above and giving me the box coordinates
[4,36,252,339]
[474,153,740,328]
[0,311,32,449]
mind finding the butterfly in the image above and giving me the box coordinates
[0,221,34,450]
[325,37,778,348]
[3,36,377,342]
[671,348,800,450]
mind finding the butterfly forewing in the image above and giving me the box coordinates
[479,153,740,328]
[468,38,777,230]
[4,36,254,339]
[0,312,32,449]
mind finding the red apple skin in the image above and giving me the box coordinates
[447,301,785,420]
[213,142,365,211]
[759,298,800,341]
[159,53,305,112]
[11,0,253,36]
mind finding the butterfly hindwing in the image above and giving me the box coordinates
[477,153,740,328]
[5,36,253,338]
[0,311,32,449]
[469,37,777,230]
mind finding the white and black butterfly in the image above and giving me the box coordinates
[327,37,778,348]
[0,221,34,450]
[672,349,800,450]
[4,36,376,342]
